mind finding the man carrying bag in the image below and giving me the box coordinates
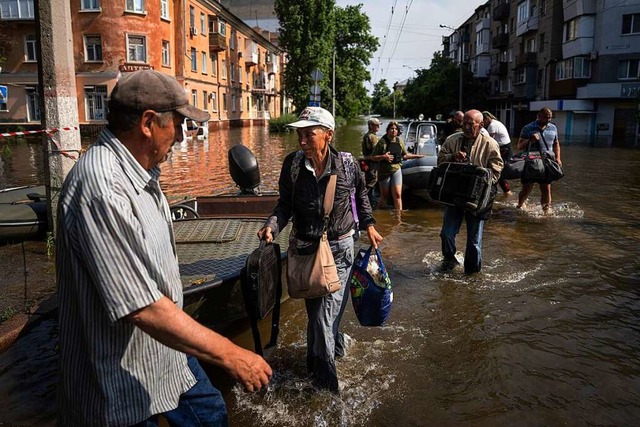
[257,107,384,392]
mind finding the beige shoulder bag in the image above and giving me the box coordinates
[286,174,341,299]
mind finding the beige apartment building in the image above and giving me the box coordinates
[0,0,285,130]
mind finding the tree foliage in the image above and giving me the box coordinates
[275,0,377,118]
[332,5,378,118]
[275,0,335,112]
[399,52,490,119]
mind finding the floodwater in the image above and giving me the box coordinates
[1,122,640,426]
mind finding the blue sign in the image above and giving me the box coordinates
[308,101,321,107]
[0,85,7,102]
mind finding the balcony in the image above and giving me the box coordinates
[492,2,509,21]
[490,61,509,75]
[516,52,537,66]
[492,33,509,49]
[267,60,278,75]
[516,14,538,37]
[245,51,259,66]
[209,33,227,52]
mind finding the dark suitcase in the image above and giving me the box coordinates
[240,241,282,356]
[427,162,494,213]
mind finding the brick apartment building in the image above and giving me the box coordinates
[0,0,286,129]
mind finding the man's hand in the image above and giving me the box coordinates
[222,346,273,392]
[257,226,273,243]
[454,151,467,162]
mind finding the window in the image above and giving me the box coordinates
[556,57,591,80]
[514,67,526,84]
[0,0,34,19]
[191,90,197,107]
[540,0,546,15]
[25,87,40,121]
[84,35,102,62]
[238,66,242,83]
[189,6,194,28]
[574,57,590,78]
[222,92,227,110]
[231,94,236,112]
[618,59,640,80]
[201,51,207,73]
[202,91,208,110]
[125,0,144,13]
[25,34,37,61]
[211,53,217,76]
[240,95,244,112]
[161,40,170,66]
[160,0,168,20]
[211,92,217,111]
[525,37,536,53]
[230,30,235,50]
[538,33,545,53]
[200,13,205,35]
[230,64,235,81]
[517,1,529,24]
[622,13,640,35]
[127,35,146,62]
[218,19,226,36]
[190,47,197,71]
[221,59,227,79]
[564,18,578,42]
[85,85,107,120]
[81,0,100,11]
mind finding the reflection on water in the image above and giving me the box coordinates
[2,123,640,425]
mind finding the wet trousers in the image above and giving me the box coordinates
[304,236,354,392]
[440,206,485,274]
[131,356,228,427]
[498,143,513,193]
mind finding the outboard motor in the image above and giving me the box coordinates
[228,145,261,195]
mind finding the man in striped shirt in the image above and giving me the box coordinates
[56,70,272,426]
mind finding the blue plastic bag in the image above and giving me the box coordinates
[350,245,393,326]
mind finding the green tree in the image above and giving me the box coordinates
[400,52,490,119]
[275,0,377,118]
[275,0,336,113]
[332,4,378,118]
[370,79,391,114]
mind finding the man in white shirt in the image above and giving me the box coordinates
[483,111,512,195]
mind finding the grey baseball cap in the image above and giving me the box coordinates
[109,70,210,123]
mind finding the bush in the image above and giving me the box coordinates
[269,114,298,132]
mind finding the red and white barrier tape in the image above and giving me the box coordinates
[0,126,78,138]
[0,126,81,160]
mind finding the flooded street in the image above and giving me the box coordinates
[1,122,640,425]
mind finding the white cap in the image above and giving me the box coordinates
[287,107,335,130]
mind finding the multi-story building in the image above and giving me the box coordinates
[443,0,640,143]
[0,0,285,130]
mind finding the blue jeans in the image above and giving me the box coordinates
[440,206,485,274]
[132,356,228,427]
[304,236,354,391]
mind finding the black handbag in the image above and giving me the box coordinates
[502,152,526,180]
[522,152,546,183]
[538,133,565,182]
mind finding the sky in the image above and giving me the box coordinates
[334,0,486,91]
[244,0,486,93]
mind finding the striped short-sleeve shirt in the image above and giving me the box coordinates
[56,128,196,426]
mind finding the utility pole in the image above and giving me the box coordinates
[36,0,82,236]
[332,48,336,118]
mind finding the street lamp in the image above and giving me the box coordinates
[440,24,463,111]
